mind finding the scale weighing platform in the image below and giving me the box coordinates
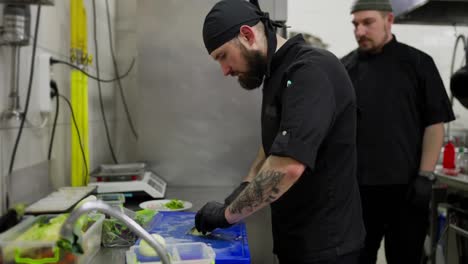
[88,163,167,198]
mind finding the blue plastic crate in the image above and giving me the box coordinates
[141,211,250,264]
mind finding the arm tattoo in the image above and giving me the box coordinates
[229,170,285,214]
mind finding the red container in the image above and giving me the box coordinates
[443,141,456,169]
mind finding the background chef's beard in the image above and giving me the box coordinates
[238,45,267,90]
[358,26,389,54]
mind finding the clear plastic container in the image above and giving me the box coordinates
[0,216,33,236]
[125,242,215,264]
[456,147,468,174]
[0,213,104,264]
[96,193,125,212]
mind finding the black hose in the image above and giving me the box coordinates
[48,80,59,160]
[92,0,119,164]
[50,57,135,83]
[8,5,41,175]
[105,0,139,140]
[7,5,41,209]
[59,94,89,183]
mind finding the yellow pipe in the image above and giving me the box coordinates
[70,0,90,186]
[70,71,89,186]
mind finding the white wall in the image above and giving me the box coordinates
[288,0,468,133]
[0,0,133,213]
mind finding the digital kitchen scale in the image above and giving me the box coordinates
[88,163,167,198]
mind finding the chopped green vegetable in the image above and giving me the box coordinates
[2,213,96,261]
[139,234,166,257]
[15,214,69,242]
[135,209,157,224]
[164,199,184,209]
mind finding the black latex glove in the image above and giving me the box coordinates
[407,173,434,210]
[195,201,232,234]
[224,182,249,205]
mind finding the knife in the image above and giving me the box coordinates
[187,226,241,241]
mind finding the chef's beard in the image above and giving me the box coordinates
[238,44,267,90]
[358,25,390,54]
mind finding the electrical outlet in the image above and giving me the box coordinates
[36,52,51,114]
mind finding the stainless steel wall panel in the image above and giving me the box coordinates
[137,0,263,186]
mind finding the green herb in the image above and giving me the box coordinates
[102,209,157,247]
[135,209,157,224]
[165,199,184,209]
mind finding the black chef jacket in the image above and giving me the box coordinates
[262,34,365,261]
[341,36,455,186]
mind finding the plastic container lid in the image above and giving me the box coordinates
[126,242,215,264]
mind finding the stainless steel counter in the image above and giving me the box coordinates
[91,186,276,264]
[435,170,468,192]
[431,170,468,264]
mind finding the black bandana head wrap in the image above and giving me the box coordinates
[202,0,284,77]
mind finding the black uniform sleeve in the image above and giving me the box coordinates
[269,64,335,170]
[420,55,455,126]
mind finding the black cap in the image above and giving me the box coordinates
[203,0,264,54]
[350,0,393,14]
[202,0,285,77]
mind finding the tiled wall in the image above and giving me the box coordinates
[288,0,468,135]
[0,0,135,213]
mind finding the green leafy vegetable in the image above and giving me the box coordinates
[102,209,157,247]
[164,199,184,209]
[135,209,157,224]
[102,218,133,247]
[139,234,166,257]
[15,214,69,242]
[2,213,96,263]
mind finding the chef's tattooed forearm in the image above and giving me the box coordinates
[229,170,284,214]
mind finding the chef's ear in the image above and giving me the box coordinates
[239,25,256,46]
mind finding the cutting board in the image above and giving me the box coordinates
[142,211,251,264]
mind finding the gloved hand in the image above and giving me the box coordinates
[195,201,232,234]
[407,171,435,210]
[224,182,249,205]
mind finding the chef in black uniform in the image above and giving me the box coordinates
[195,1,365,263]
[341,0,455,263]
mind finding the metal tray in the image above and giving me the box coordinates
[90,163,146,178]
